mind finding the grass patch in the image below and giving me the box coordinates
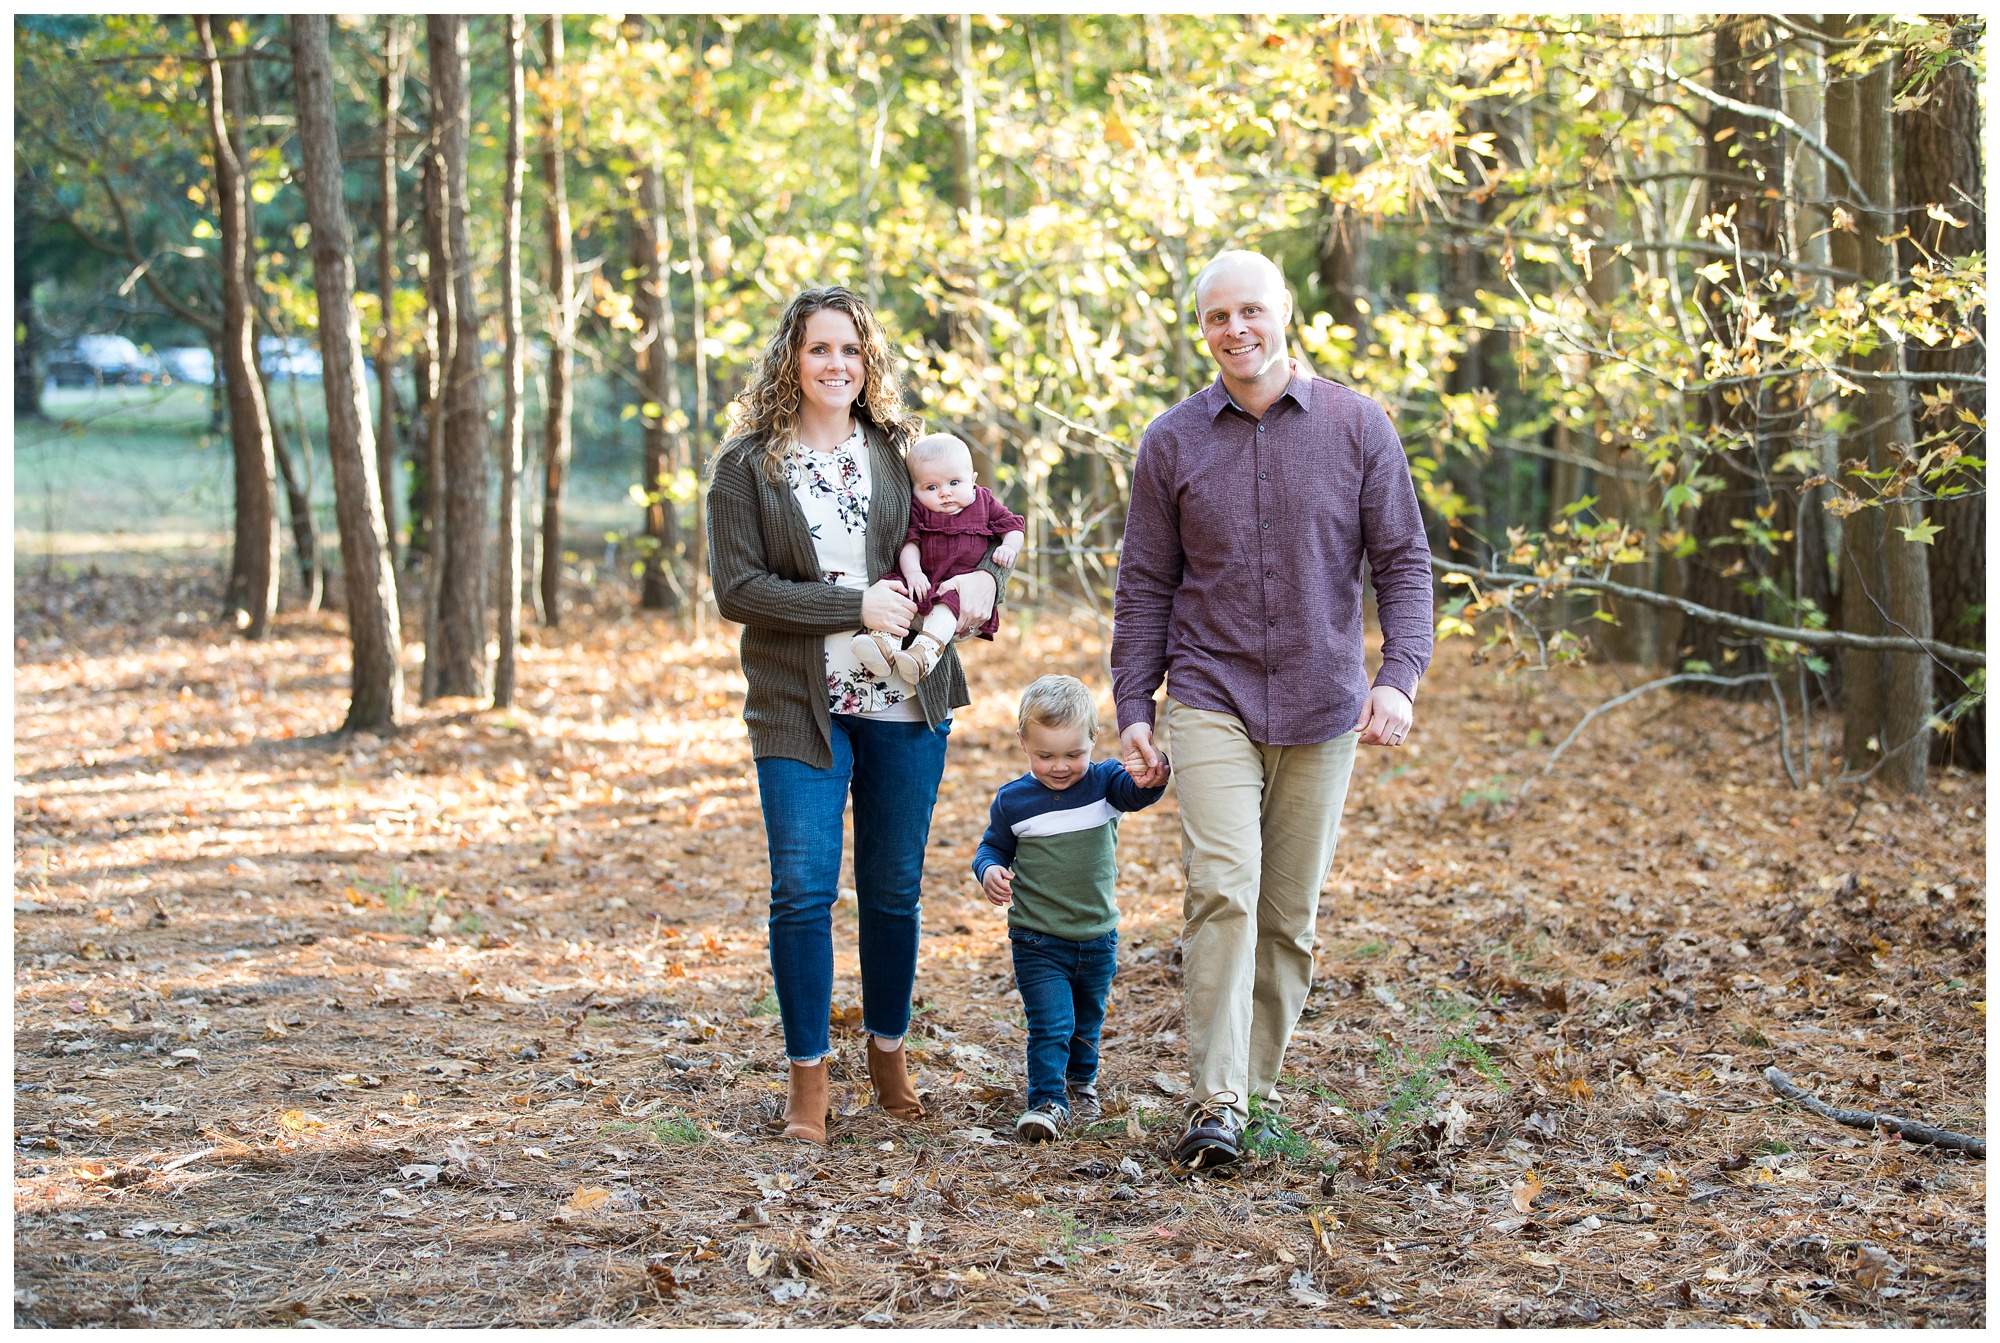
[1352,939,1389,959]
[1244,1097,1315,1164]
[746,988,780,1018]
[649,1110,707,1146]
[1043,1210,1113,1265]
[1338,1030,1506,1175]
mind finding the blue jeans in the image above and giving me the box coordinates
[754,714,950,1063]
[1009,926,1117,1113]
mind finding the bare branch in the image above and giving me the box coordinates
[1765,1067,1986,1157]
[1433,559,1986,666]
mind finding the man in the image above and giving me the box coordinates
[1113,250,1433,1169]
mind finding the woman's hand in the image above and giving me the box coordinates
[861,577,918,638]
[981,866,1014,907]
[936,570,997,638]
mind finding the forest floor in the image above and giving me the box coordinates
[12,566,1987,1328]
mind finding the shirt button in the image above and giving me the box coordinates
[1265,569,1274,578]
[1259,472,1268,480]
[1261,521,1270,530]
[1256,425,1266,434]
[1268,620,1276,628]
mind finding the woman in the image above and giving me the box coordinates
[707,286,1002,1143]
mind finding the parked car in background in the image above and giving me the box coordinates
[257,335,323,381]
[46,334,162,387]
[156,347,216,386]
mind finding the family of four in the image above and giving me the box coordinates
[707,249,1433,1170]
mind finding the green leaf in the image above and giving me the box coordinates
[1895,518,1943,545]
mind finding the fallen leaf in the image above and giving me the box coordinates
[1511,1170,1543,1214]
[746,1240,775,1279]
[278,1110,324,1133]
[1855,1245,1900,1289]
[1149,1072,1188,1097]
[568,1187,611,1211]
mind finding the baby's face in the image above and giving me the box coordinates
[910,451,977,514]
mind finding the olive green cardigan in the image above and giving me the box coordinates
[706,416,1009,769]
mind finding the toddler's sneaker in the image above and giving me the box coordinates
[1015,1100,1069,1143]
[1066,1081,1102,1123]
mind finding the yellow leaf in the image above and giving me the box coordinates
[746,1240,774,1278]
[400,1091,419,1107]
[186,185,206,205]
[279,1109,323,1133]
[1511,1170,1543,1214]
[1104,107,1136,152]
[568,1187,612,1211]
[249,180,278,205]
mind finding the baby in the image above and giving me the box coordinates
[851,433,1026,684]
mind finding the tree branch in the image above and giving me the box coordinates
[1432,559,1987,666]
[1764,1067,1985,1157]
[1634,56,1877,215]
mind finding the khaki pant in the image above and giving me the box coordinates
[1164,696,1357,1127]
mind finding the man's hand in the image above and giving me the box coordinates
[937,570,998,638]
[981,866,1014,907]
[1354,685,1414,747]
[1119,722,1169,788]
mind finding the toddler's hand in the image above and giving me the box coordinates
[992,542,1019,568]
[906,568,932,601]
[981,866,1014,907]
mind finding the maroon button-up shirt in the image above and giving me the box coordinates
[1111,367,1434,747]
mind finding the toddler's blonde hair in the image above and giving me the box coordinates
[907,432,974,473]
[1016,674,1099,739]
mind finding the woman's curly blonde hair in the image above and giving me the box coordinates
[723,286,921,485]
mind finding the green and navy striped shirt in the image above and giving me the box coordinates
[972,759,1167,941]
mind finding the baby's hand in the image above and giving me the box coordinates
[905,567,932,601]
[992,541,1019,568]
[981,866,1014,907]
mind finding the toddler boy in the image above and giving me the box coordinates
[974,675,1168,1142]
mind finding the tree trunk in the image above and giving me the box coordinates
[635,160,680,611]
[290,13,403,732]
[418,134,452,703]
[407,157,435,569]
[426,15,491,701]
[259,335,322,613]
[1684,16,1793,683]
[199,14,279,640]
[949,13,979,229]
[1898,51,1984,771]
[15,240,43,417]
[495,16,526,707]
[376,14,404,575]
[682,135,710,619]
[1860,51,1932,792]
[1823,32,1886,772]
[538,15,576,629]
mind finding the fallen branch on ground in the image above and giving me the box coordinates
[1529,672,1776,796]
[1763,1066,1986,1158]
[1432,558,1987,666]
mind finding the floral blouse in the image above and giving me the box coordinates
[784,428,922,720]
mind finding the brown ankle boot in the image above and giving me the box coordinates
[781,1058,830,1143]
[866,1037,926,1121]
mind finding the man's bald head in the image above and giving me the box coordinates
[1191,249,1291,315]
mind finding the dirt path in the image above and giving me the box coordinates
[13,570,1986,1327]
